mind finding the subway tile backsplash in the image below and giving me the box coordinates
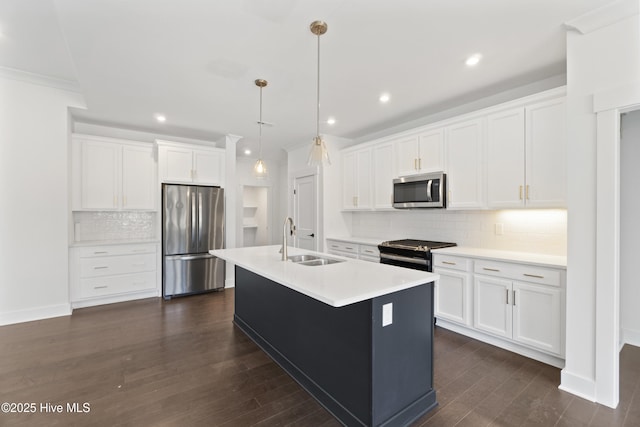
[351,209,567,255]
[73,211,156,242]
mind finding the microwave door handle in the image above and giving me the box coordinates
[427,179,432,202]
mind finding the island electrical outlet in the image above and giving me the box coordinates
[382,303,393,326]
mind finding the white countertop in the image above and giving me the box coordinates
[210,245,439,307]
[432,246,567,269]
[69,239,160,248]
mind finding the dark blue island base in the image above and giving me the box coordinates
[233,266,437,427]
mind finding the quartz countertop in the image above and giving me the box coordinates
[69,239,160,248]
[210,245,439,307]
[326,236,384,246]
[431,246,567,269]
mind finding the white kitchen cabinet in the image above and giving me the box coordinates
[157,140,225,186]
[342,147,372,210]
[486,97,566,208]
[445,118,485,209]
[72,135,156,211]
[433,254,473,326]
[473,259,563,356]
[326,239,380,263]
[373,142,395,209]
[395,129,444,177]
[70,243,159,308]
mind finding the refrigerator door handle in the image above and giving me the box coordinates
[165,253,216,261]
[198,190,203,250]
[190,190,198,250]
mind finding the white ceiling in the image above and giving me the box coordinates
[1,0,615,159]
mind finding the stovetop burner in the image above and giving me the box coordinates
[379,239,457,252]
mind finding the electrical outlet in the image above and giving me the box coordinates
[495,223,504,236]
[382,303,393,327]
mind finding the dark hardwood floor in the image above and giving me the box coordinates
[1,290,638,426]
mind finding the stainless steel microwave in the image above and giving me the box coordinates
[393,172,446,209]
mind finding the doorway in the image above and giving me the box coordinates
[242,185,270,247]
[293,173,317,251]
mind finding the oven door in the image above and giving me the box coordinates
[380,253,431,271]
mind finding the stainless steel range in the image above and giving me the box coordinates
[378,239,457,271]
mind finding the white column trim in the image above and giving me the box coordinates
[564,0,639,35]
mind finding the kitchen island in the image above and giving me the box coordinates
[210,245,440,427]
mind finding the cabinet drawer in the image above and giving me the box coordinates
[79,244,156,258]
[359,244,380,258]
[474,260,561,287]
[433,255,471,272]
[327,241,358,254]
[79,253,156,278]
[79,271,157,299]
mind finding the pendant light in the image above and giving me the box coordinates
[307,20,330,166]
[254,78,268,178]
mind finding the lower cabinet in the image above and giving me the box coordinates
[326,239,380,263]
[70,243,160,308]
[433,252,565,367]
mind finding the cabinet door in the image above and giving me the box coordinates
[161,146,193,183]
[81,140,119,209]
[512,281,562,355]
[434,269,470,325]
[418,128,444,173]
[342,151,357,209]
[395,135,420,176]
[122,145,155,210]
[525,98,567,208]
[487,108,525,208]
[445,119,485,209]
[373,143,394,209]
[193,149,224,185]
[473,275,512,339]
[355,148,372,209]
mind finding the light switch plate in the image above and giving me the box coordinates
[382,303,393,327]
[495,223,504,235]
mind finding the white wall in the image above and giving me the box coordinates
[620,110,640,346]
[0,74,86,325]
[351,209,567,255]
[562,1,640,402]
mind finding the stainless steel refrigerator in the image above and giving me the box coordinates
[162,184,225,298]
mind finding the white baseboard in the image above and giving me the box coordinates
[436,318,565,368]
[0,303,72,326]
[71,290,158,309]
[622,328,640,347]
[225,278,236,288]
[559,370,597,402]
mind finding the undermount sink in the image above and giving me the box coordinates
[287,254,344,266]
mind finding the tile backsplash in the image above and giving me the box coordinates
[73,211,156,242]
[351,209,567,255]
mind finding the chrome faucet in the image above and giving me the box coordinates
[280,217,295,260]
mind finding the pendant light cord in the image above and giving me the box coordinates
[316,32,320,140]
[259,85,263,157]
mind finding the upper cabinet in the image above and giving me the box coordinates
[373,142,395,209]
[342,147,372,210]
[72,135,156,211]
[157,140,225,186]
[445,118,485,209]
[395,129,444,177]
[487,98,566,208]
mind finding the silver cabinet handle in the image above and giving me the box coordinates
[506,289,509,304]
[523,273,544,279]
[442,261,457,265]
[94,266,109,270]
[345,247,354,250]
[93,251,108,255]
[94,285,108,289]
[513,290,516,306]
[483,267,500,272]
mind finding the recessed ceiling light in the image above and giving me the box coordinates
[327,117,336,125]
[465,53,482,67]
[155,114,166,123]
[379,93,390,103]
[244,148,252,155]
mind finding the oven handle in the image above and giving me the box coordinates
[380,253,429,266]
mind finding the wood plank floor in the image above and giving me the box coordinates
[1,290,638,426]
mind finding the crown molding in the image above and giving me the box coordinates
[565,0,639,34]
[0,66,82,93]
